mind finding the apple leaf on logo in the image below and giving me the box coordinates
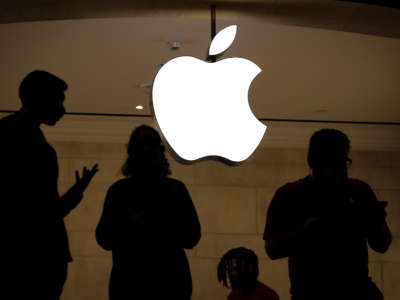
[209,25,237,56]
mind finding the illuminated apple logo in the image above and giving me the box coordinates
[152,25,267,164]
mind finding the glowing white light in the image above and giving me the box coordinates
[152,25,267,164]
[136,105,144,110]
[209,25,237,56]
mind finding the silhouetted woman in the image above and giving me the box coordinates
[96,125,201,300]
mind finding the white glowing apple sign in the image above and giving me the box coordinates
[152,25,267,163]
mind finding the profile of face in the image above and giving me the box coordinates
[37,90,66,126]
[19,71,68,126]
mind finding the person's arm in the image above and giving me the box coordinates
[264,187,315,260]
[265,229,304,260]
[264,187,294,259]
[174,182,201,249]
[353,183,392,253]
[364,196,392,253]
[59,164,98,218]
[265,216,319,260]
[367,220,392,253]
[160,181,201,249]
[95,186,115,251]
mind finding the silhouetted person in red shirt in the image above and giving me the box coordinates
[218,247,280,300]
[0,70,98,300]
[96,125,201,300]
[264,128,391,300]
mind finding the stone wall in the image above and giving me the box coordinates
[55,141,400,300]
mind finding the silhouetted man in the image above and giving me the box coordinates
[263,129,391,300]
[218,247,280,300]
[0,70,98,300]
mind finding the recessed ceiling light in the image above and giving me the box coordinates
[136,105,144,110]
[168,41,181,50]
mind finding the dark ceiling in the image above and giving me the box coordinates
[0,1,400,38]
[340,0,400,9]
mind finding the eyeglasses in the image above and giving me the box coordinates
[316,156,352,168]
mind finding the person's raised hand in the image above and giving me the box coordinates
[363,201,388,232]
[75,163,99,192]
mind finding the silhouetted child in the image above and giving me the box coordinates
[264,129,391,300]
[96,125,201,300]
[0,70,98,300]
[218,247,279,300]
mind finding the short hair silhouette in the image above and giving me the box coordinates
[217,247,259,288]
[19,70,67,105]
[307,128,351,168]
[121,125,171,177]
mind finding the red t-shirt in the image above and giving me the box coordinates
[227,281,280,300]
[263,176,382,296]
